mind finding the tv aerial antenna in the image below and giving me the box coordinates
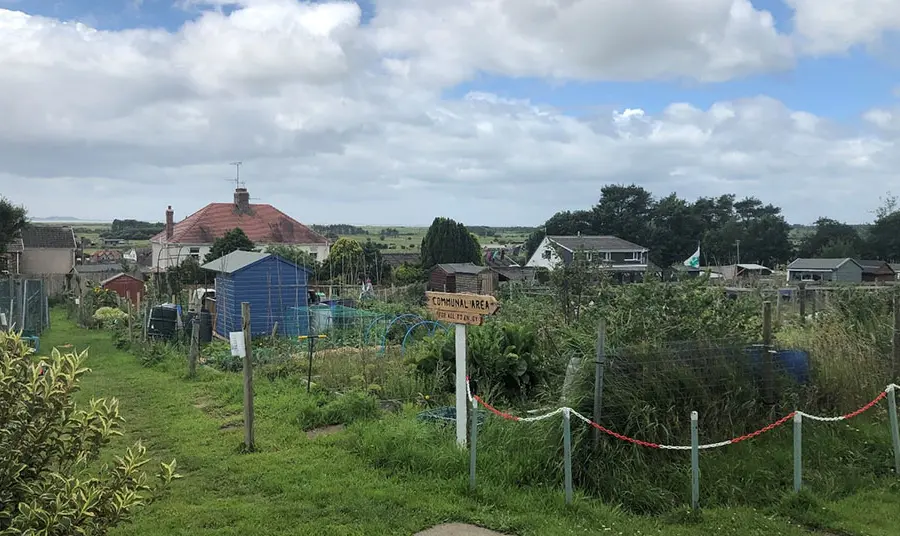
[227,161,244,189]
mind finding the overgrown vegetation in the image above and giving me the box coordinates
[0,332,179,535]
[67,269,900,518]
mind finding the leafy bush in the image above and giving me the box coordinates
[408,321,548,403]
[93,306,128,326]
[0,332,179,534]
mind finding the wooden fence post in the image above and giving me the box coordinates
[189,318,200,378]
[126,292,133,342]
[241,302,255,451]
[798,282,806,322]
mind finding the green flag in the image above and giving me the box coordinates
[683,246,700,268]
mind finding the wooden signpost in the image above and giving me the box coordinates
[425,291,500,447]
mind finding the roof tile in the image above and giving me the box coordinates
[152,202,327,245]
[21,226,76,249]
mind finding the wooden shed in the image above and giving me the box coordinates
[857,260,896,283]
[428,263,497,294]
[201,250,312,338]
[100,273,144,304]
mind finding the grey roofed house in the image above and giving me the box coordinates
[785,258,863,283]
[547,235,647,252]
[21,226,77,249]
[786,258,859,270]
[200,250,270,274]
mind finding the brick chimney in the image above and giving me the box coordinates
[234,187,251,214]
[165,206,174,240]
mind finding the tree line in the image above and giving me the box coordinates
[525,185,900,268]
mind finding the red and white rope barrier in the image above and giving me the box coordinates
[464,378,898,451]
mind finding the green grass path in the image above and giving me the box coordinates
[39,311,900,535]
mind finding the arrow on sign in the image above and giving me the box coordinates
[425,291,500,316]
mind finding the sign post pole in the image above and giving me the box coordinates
[424,291,500,450]
[455,323,467,447]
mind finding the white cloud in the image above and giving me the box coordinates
[0,0,897,226]
[787,0,900,54]
[370,0,794,85]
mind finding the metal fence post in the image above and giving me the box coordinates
[793,412,803,492]
[887,386,900,475]
[691,411,699,510]
[469,398,478,492]
[593,319,607,451]
[563,408,573,505]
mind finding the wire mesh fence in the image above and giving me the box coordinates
[0,276,50,335]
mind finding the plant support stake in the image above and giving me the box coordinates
[888,386,900,475]
[469,398,478,492]
[592,319,606,451]
[793,412,802,492]
[691,410,699,510]
[563,408,573,505]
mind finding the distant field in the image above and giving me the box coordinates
[40,222,533,255]
[318,225,534,253]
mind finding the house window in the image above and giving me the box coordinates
[626,251,642,262]
[189,247,200,261]
[542,249,552,260]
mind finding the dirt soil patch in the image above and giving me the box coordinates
[306,424,345,439]
[414,524,510,536]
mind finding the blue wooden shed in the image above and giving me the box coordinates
[201,250,312,338]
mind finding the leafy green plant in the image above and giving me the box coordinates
[93,306,128,326]
[0,332,180,535]
[296,390,380,430]
[408,321,548,402]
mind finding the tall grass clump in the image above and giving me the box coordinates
[778,287,896,410]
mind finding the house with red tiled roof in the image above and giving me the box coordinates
[150,187,329,270]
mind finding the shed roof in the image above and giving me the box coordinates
[100,273,143,286]
[856,260,895,274]
[787,258,861,271]
[547,235,647,252]
[200,250,271,274]
[75,263,124,273]
[21,226,76,249]
[736,263,772,272]
[435,263,490,275]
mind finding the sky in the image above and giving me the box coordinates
[2,0,900,226]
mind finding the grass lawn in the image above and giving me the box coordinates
[39,310,900,536]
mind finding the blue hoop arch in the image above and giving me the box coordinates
[363,315,387,346]
[380,314,426,353]
[401,320,450,356]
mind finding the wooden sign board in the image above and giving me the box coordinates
[433,309,483,326]
[426,291,500,316]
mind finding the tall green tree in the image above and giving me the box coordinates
[591,184,655,246]
[0,197,27,254]
[867,211,900,262]
[798,217,863,258]
[420,217,482,269]
[203,228,255,264]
